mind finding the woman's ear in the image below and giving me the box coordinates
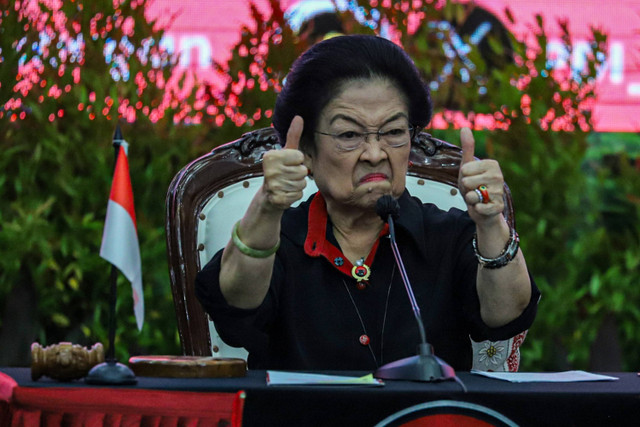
[303,152,313,177]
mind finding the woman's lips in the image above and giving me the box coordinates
[359,173,388,184]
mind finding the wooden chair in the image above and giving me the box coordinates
[165,127,525,371]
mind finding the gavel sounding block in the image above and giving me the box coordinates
[128,356,247,378]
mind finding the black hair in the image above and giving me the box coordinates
[272,35,432,153]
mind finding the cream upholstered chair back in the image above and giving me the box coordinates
[166,127,524,371]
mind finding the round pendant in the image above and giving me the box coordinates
[351,263,371,282]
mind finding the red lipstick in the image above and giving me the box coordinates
[359,173,388,184]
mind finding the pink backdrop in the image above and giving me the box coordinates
[146,0,640,132]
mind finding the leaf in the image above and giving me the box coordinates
[51,313,70,327]
[589,275,601,296]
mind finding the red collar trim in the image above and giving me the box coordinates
[304,193,390,278]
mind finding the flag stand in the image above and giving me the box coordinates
[85,126,137,385]
[85,265,137,384]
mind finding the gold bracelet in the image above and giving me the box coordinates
[231,221,280,258]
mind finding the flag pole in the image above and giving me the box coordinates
[106,126,122,363]
[85,125,137,385]
[107,264,118,362]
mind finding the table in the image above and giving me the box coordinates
[2,367,640,426]
[0,368,245,427]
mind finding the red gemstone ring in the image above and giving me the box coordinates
[476,185,490,204]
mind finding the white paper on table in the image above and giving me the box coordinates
[266,370,384,386]
[471,370,619,383]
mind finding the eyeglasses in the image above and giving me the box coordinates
[315,125,415,152]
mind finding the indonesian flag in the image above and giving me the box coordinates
[100,141,144,331]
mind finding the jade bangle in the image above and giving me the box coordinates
[231,221,280,258]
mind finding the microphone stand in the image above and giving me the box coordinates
[374,198,457,383]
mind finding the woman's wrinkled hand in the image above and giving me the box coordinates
[261,115,309,212]
[457,127,505,227]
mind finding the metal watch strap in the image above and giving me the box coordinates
[472,228,520,269]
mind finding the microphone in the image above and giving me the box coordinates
[375,195,400,222]
[374,195,456,382]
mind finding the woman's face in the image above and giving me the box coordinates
[304,78,411,214]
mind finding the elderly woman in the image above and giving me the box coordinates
[196,35,539,371]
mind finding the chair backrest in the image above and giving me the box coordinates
[166,127,516,360]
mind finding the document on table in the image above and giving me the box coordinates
[266,371,384,386]
[471,370,619,383]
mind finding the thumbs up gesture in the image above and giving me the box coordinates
[457,127,505,226]
[261,115,309,212]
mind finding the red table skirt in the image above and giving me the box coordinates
[0,372,244,427]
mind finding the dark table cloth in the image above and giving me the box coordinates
[2,367,640,426]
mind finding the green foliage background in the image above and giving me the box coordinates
[0,0,206,362]
[1,0,638,370]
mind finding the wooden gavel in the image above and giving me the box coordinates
[31,342,105,381]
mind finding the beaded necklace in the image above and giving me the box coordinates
[341,264,396,367]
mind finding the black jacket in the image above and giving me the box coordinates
[195,190,540,371]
